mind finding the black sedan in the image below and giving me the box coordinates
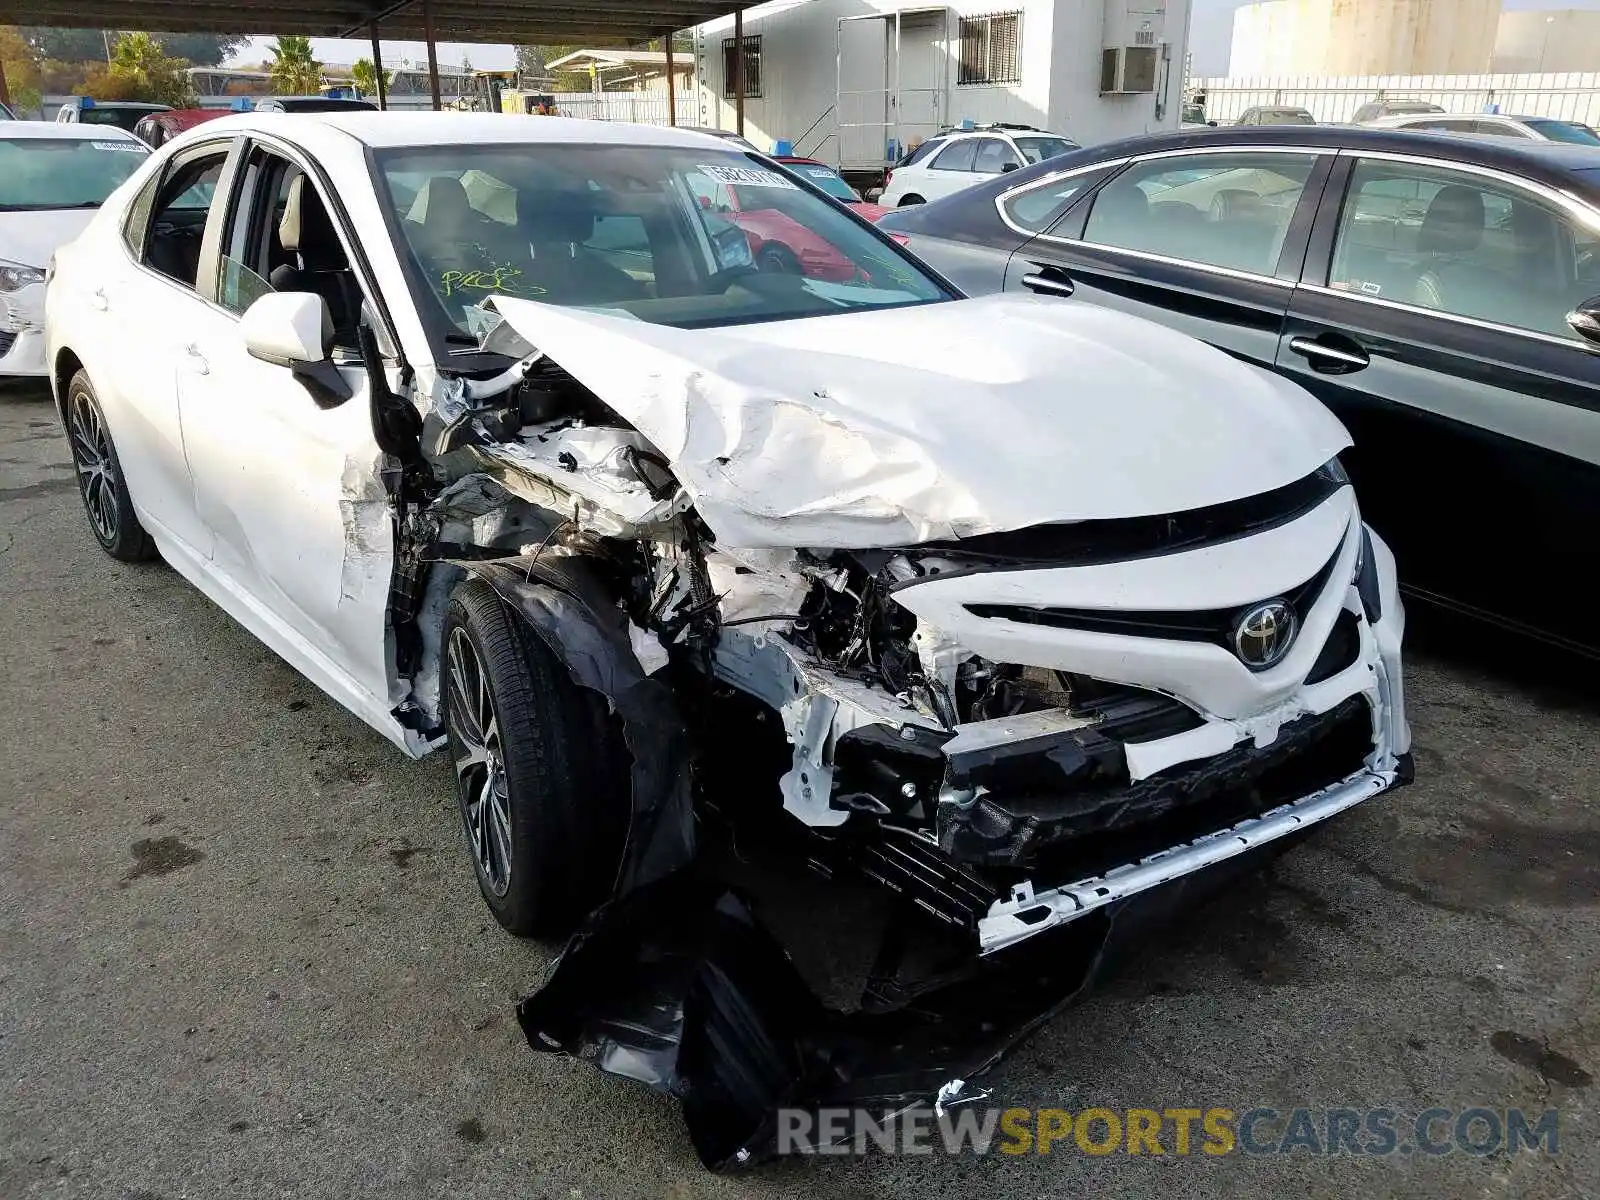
[880,125,1600,658]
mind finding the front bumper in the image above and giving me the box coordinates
[0,284,47,377]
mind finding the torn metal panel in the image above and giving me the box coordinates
[337,452,395,608]
[483,294,1351,549]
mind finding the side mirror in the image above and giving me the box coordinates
[1566,296,1600,346]
[1208,120,1219,127]
[241,291,353,408]
[1001,161,1020,172]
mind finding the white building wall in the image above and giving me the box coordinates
[1493,11,1600,74]
[1226,0,1498,78]
[688,0,1190,166]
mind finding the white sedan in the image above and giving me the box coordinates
[2,122,148,377]
[45,110,1410,1155]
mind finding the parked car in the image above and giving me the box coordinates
[1236,105,1316,126]
[880,124,1079,206]
[132,108,229,148]
[1352,98,1445,124]
[1366,111,1600,145]
[770,154,891,219]
[1,123,148,378]
[878,124,1600,657]
[254,96,380,112]
[55,98,171,132]
[0,100,15,121]
[45,111,1410,1159]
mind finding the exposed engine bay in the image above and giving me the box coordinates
[368,295,1412,1169]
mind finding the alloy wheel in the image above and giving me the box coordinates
[447,627,514,897]
[69,391,118,545]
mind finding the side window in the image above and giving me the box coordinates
[973,137,1020,174]
[899,138,944,167]
[1000,171,1106,234]
[120,167,163,257]
[141,148,229,290]
[930,140,979,172]
[1081,152,1317,276]
[1329,159,1599,339]
[1473,120,1528,139]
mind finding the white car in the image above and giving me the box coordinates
[880,125,1078,207]
[1365,111,1600,145]
[45,111,1410,1156]
[1,123,148,378]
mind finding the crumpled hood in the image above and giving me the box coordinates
[0,209,98,270]
[485,293,1351,549]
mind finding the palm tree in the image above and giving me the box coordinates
[351,56,390,99]
[105,31,195,106]
[268,35,323,94]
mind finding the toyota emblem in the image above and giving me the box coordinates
[1233,600,1297,669]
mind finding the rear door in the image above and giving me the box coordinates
[1001,146,1333,373]
[1277,151,1600,653]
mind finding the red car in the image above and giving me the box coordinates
[696,156,894,281]
[132,108,229,148]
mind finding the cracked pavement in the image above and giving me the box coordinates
[2,384,1597,1198]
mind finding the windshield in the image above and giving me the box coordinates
[78,108,149,132]
[375,144,948,350]
[0,136,149,210]
[780,162,858,201]
[277,98,378,111]
[1014,136,1075,163]
[1527,118,1600,145]
[1390,103,1442,115]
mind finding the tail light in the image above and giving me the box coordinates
[883,169,893,190]
[889,233,910,245]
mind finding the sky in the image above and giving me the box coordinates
[1188,0,1600,76]
[228,37,515,71]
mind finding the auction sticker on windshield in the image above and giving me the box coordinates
[698,163,798,188]
[92,141,146,153]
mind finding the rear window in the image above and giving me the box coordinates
[1526,119,1600,146]
[896,138,943,167]
[1013,135,1077,163]
[0,136,149,211]
[782,162,858,201]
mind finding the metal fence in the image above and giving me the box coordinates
[548,91,674,125]
[1191,72,1600,126]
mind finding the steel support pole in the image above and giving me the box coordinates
[369,22,388,110]
[665,34,676,125]
[423,0,442,110]
[734,9,745,136]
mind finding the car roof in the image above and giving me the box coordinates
[76,100,169,111]
[0,122,143,142]
[193,111,757,152]
[1092,123,1600,181]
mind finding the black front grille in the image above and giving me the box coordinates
[902,460,1348,568]
[940,694,1374,873]
[965,541,1343,652]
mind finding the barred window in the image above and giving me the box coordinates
[958,13,1022,85]
[722,35,762,99]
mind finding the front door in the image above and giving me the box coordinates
[176,143,398,708]
[1278,153,1600,653]
[1003,148,1331,374]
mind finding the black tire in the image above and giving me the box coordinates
[898,193,926,206]
[441,578,630,937]
[64,370,157,562]
[757,243,803,274]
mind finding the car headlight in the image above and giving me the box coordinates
[0,261,46,293]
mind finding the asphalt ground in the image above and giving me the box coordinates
[2,382,1597,1199]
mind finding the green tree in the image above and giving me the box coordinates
[514,43,589,91]
[351,56,390,98]
[87,31,195,105]
[22,28,243,67]
[267,35,323,94]
[0,25,44,113]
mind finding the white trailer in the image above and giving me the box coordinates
[687,0,1193,174]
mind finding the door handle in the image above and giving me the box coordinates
[90,287,108,312]
[1022,268,1075,298]
[184,343,209,375]
[1288,335,1369,372]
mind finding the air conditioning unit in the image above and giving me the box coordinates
[1099,0,1165,94]
[1100,46,1160,94]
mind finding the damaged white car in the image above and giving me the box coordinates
[46,113,1411,1164]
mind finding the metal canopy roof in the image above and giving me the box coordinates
[0,0,742,44]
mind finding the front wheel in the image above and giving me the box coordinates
[898,193,926,206]
[65,370,156,562]
[442,579,630,937]
[757,243,803,275]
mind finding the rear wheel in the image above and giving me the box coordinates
[898,194,926,206]
[442,579,629,937]
[65,371,156,562]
